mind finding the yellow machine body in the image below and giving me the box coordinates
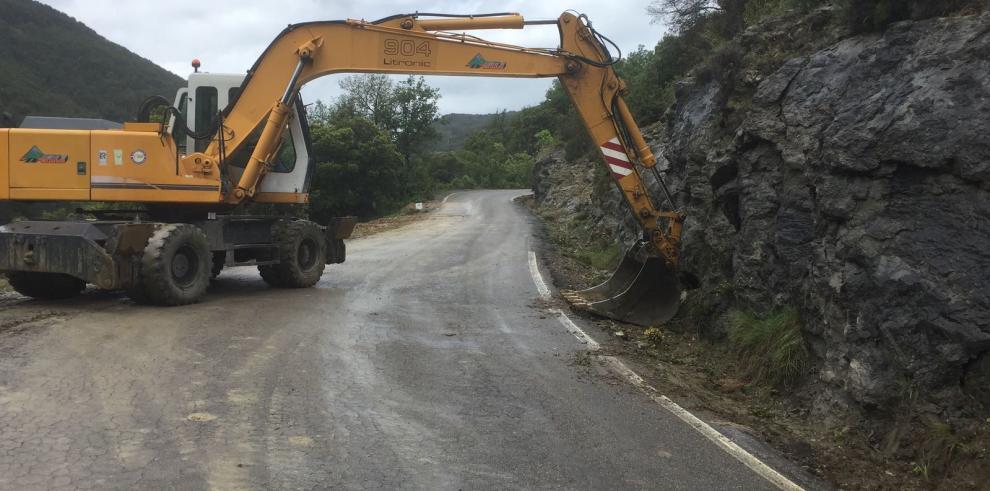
[1,125,220,203]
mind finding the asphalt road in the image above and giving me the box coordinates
[0,190,781,490]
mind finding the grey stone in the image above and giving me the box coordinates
[534,12,990,419]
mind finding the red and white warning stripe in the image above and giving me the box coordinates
[601,138,634,179]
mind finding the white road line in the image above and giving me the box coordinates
[602,356,805,491]
[528,251,551,300]
[442,192,457,204]
[550,308,601,350]
[526,250,805,491]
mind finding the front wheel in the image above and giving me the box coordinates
[259,220,326,288]
[130,224,211,306]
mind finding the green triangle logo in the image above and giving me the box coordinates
[467,54,486,69]
[20,146,43,162]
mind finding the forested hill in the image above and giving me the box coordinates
[0,0,184,126]
[430,112,516,152]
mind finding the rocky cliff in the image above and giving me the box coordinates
[535,11,990,422]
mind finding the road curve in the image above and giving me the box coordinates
[0,190,778,490]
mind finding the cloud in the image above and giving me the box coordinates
[41,0,666,114]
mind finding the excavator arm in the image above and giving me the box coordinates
[185,11,688,324]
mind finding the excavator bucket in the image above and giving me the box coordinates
[561,243,691,326]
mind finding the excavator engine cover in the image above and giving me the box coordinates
[561,242,691,326]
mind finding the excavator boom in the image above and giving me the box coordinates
[0,11,689,322]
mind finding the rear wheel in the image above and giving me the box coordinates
[6,272,85,299]
[258,264,285,287]
[129,224,211,306]
[259,220,326,288]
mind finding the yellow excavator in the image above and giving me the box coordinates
[0,11,692,324]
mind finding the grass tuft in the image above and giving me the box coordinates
[728,307,809,387]
[575,243,623,271]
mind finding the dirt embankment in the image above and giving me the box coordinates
[531,8,990,490]
[349,201,441,239]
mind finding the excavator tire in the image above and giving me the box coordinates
[130,224,211,306]
[257,264,285,287]
[211,252,225,279]
[6,272,86,299]
[259,220,326,288]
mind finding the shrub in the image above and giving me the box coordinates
[643,326,666,346]
[448,174,478,190]
[728,307,809,386]
[840,0,985,33]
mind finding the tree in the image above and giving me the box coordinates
[335,74,441,165]
[307,111,406,221]
[337,74,396,130]
[614,45,666,123]
[391,76,440,164]
[648,0,749,36]
[304,75,441,219]
[306,100,334,126]
[648,0,723,31]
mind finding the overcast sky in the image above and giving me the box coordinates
[39,0,666,114]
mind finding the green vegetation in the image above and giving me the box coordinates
[728,307,809,386]
[0,0,183,125]
[430,112,515,152]
[536,205,624,284]
[304,75,535,221]
[307,106,409,221]
[0,0,184,224]
[461,0,987,166]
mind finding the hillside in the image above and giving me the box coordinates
[430,112,516,152]
[532,3,990,489]
[0,0,184,126]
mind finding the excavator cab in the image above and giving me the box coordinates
[169,72,313,202]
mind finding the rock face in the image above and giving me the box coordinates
[532,150,641,248]
[535,12,990,416]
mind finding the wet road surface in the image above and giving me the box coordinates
[0,190,781,490]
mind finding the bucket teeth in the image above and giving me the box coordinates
[560,290,588,306]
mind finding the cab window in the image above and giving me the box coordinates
[227,124,296,174]
[227,87,242,109]
[194,86,218,152]
[172,90,188,154]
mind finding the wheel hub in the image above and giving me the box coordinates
[171,246,199,287]
[298,239,318,270]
